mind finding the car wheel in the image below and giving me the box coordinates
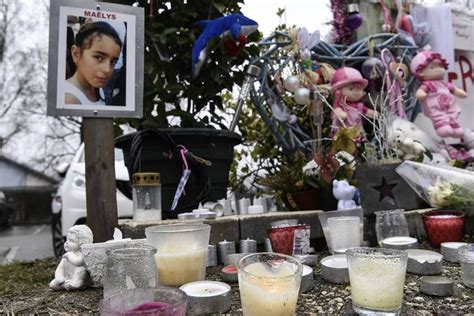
[52,212,66,258]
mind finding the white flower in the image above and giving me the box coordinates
[427,182,453,207]
[303,159,320,176]
[334,151,356,170]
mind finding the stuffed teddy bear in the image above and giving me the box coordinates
[332,179,357,210]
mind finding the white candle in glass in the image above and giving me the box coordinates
[239,262,300,316]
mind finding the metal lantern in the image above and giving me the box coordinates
[132,172,162,221]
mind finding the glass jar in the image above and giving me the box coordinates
[375,209,409,247]
[132,172,162,221]
[104,245,157,299]
[458,243,474,289]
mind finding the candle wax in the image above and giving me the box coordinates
[155,247,207,286]
[349,258,406,310]
[127,302,170,313]
[239,262,299,316]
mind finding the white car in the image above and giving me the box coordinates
[52,143,133,256]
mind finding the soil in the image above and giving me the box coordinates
[1,243,473,314]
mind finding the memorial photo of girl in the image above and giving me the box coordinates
[64,19,127,106]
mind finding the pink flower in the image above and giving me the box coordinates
[438,94,451,110]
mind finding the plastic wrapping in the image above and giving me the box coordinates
[395,161,474,213]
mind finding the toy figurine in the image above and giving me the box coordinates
[411,51,468,139]
[50,225,93,291]
[332,179,358,210]
[330,67,377,137]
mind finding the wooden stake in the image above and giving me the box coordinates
[83,118,118,242]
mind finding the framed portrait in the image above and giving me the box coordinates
[47,0,144,118]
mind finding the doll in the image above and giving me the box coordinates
[330,67,377,137]
[50,225,93,290]
[410,51,467,139]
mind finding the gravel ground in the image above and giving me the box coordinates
[1,244,473,314]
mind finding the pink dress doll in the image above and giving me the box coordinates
[410,51,467,138]
[330,67,377,137]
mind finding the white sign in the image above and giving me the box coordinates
[451,10,474,52]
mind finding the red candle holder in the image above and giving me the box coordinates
[267,224,310,255]
[422,210,465,248]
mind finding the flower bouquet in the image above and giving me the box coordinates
[396,161,474,214]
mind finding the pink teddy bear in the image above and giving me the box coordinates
[410,51,467,138]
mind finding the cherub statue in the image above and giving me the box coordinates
[50,225,93,290]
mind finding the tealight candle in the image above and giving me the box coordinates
[180,281,231,314]
[237,198,251,215]
[192,204,210,214]
[224,253,247,267]
[264,238,273,252]
[441,242,467,262]
[253,197,269,213]
[239,238,257,253]
[178,212,197,220]
[406,249,443,275]
[382,236,418,250]
[300,265,314,293]
[203,202,224,217]
[217,198,233,216]
[221,265,238,283]
[217,240,236,264]
[197,211,217,219]
[321,254,349,284]
[247,205,264,215]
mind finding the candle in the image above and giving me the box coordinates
[217,240,236,264]
[382,236,418,250]
[237,198,251,215]
[248,205,264,215]
[217,198,233,216]
[300,265,314,293]
[203,202,224,217]
[441,242,467,262]
[264,238,273,252]
[321,254,349,284]
[178,212,197,220]
[180,281,231,314]
[253,197,269,213]
[197,211,217,219]
[192,203,210,214]
[406,249,443,275]
[154,245,207,286]
[238,260,301,316]
[207,245,217,267]
[239,238,257,253]
[221,265,238,283]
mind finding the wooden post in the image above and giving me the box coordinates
[83,118,118,242]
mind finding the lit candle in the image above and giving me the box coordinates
[180,281,231,314]
[217,240,236,264]
[238,261,301,315]
[239,238,257,253]
[300,265,314,293]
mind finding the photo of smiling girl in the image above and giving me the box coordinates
[64,21,124,106]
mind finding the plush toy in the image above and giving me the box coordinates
[411,51,468,139]
[332,179,358,211]
[192,14,258,78]
[50,225,93,291]
[330,67,377,137]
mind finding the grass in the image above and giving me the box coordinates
[0,257,102,314]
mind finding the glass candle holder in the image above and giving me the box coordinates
[267,224,310,256]
[132,172,162,221]
[375,209,410,247]
[346,247,408,315]
[327,216,361,253]
[237,252,303,316]
[458,243,474,289]
[104,246,157,299]
[100,287,187,316]
[145,224,210,287]
[422,210,465,247]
